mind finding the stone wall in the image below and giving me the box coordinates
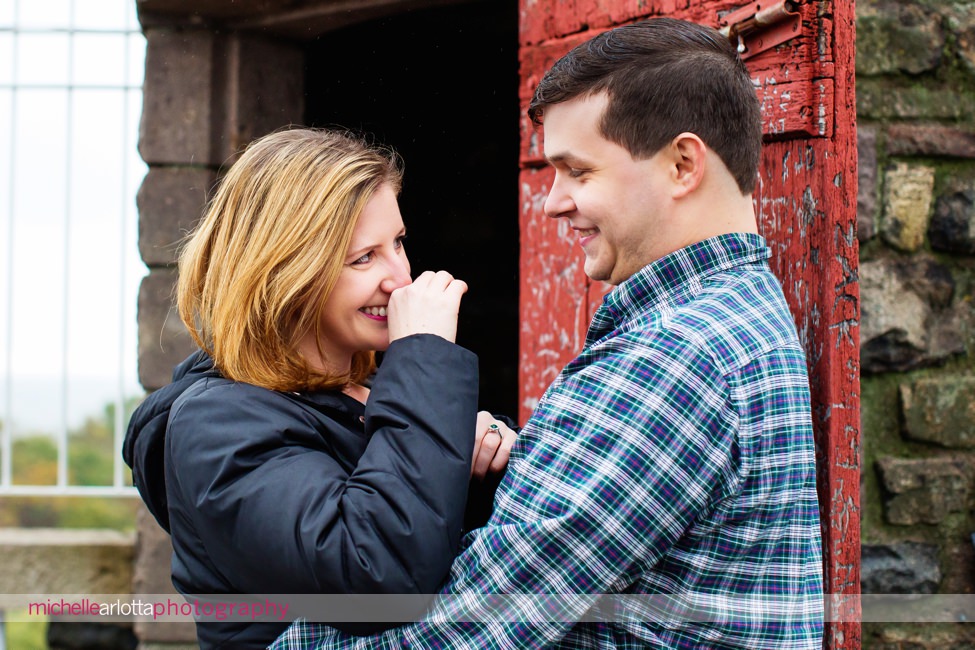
[857,1,975,647]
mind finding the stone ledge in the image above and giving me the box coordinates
[0,527,135,594]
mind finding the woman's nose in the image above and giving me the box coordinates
[380,254,412,293]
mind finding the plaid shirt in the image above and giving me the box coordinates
[270,233,824,650]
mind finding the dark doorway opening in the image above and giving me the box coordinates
[304,0,520,418]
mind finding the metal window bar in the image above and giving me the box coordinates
[0,0,143,498]
[1,0,17,494]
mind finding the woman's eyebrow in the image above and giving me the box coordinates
[345,227,407,259]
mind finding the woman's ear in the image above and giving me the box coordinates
[669,132,707,199]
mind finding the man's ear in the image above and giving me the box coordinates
[669,132,707,199]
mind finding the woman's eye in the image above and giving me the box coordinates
[350,252,373,266]
[394,235,407,249]
[568,168,587,178]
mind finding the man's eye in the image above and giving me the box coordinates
[568,168,587,178]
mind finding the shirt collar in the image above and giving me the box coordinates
[587,233,771,345]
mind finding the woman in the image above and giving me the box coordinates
[122,127,515,649]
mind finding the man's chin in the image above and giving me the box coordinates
[583,260,610,283]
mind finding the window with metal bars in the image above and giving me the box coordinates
[0,0,146,503]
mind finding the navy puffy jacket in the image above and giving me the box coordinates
[123,334,479,649]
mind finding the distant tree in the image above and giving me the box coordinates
[0,394,145,530]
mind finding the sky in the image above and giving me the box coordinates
[0,0,148,434]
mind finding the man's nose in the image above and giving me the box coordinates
[543,177,574,219]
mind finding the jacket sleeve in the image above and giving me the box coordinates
[165,335,478,602]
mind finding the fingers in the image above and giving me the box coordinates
[471,428,501,479]
[471,416,516,480]
[444,278,469,301]
[410,270,466,293]
[489,427,515,474]
[387,269,467,343]
[475,410,495,434]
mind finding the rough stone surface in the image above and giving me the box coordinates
[857,80,975,121]
[887,124,975,159]
[901,376,975,448]
[901,256,955,310]
[861,542,941,593]
[946,4,975,75]
[928,306,969,366]
[876,456,970,525]
[856,3,944,76]
[137,268,196,391]
[859,125,878,242]
[227,35,304,159]
[882,162,936,252]
[860,259,931,373]
[0,528,134,594]
[139,29,219,166]
[137,166,215,267]
[133,506,197,643]
[139,29,303,169]
[930,187,975,254]
[865,625,975,648]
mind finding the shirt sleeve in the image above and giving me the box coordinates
[271,332,742,649]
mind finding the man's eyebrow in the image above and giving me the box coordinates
[546,152,589,166]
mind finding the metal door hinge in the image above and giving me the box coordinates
[718,1,802,60]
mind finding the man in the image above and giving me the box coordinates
[272,17,824,649]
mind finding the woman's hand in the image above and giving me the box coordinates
[471,410,516,480]
[387,270,468,343]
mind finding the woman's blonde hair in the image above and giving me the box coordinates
[177,127,404,392]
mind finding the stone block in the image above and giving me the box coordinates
[931,188,975,254]
[858,125,878,242]
[902,256,955,309]
[861,542,941,593]
[860,258,931,373]
[133,506,197,644]
[887,124,975,159]
[946,4,975,75]
[857,80,975,121]
[0,528,134,594]
[139,29,221,166]
[139,29,304,169]
[876,456,970,525]
[138,268,196,391]
[137,166,215,267]
[901,376,975,448]
[882,162,935,252]
[226,35,304,158]
[856,3,944,76]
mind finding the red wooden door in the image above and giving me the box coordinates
[517,1,859,648]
